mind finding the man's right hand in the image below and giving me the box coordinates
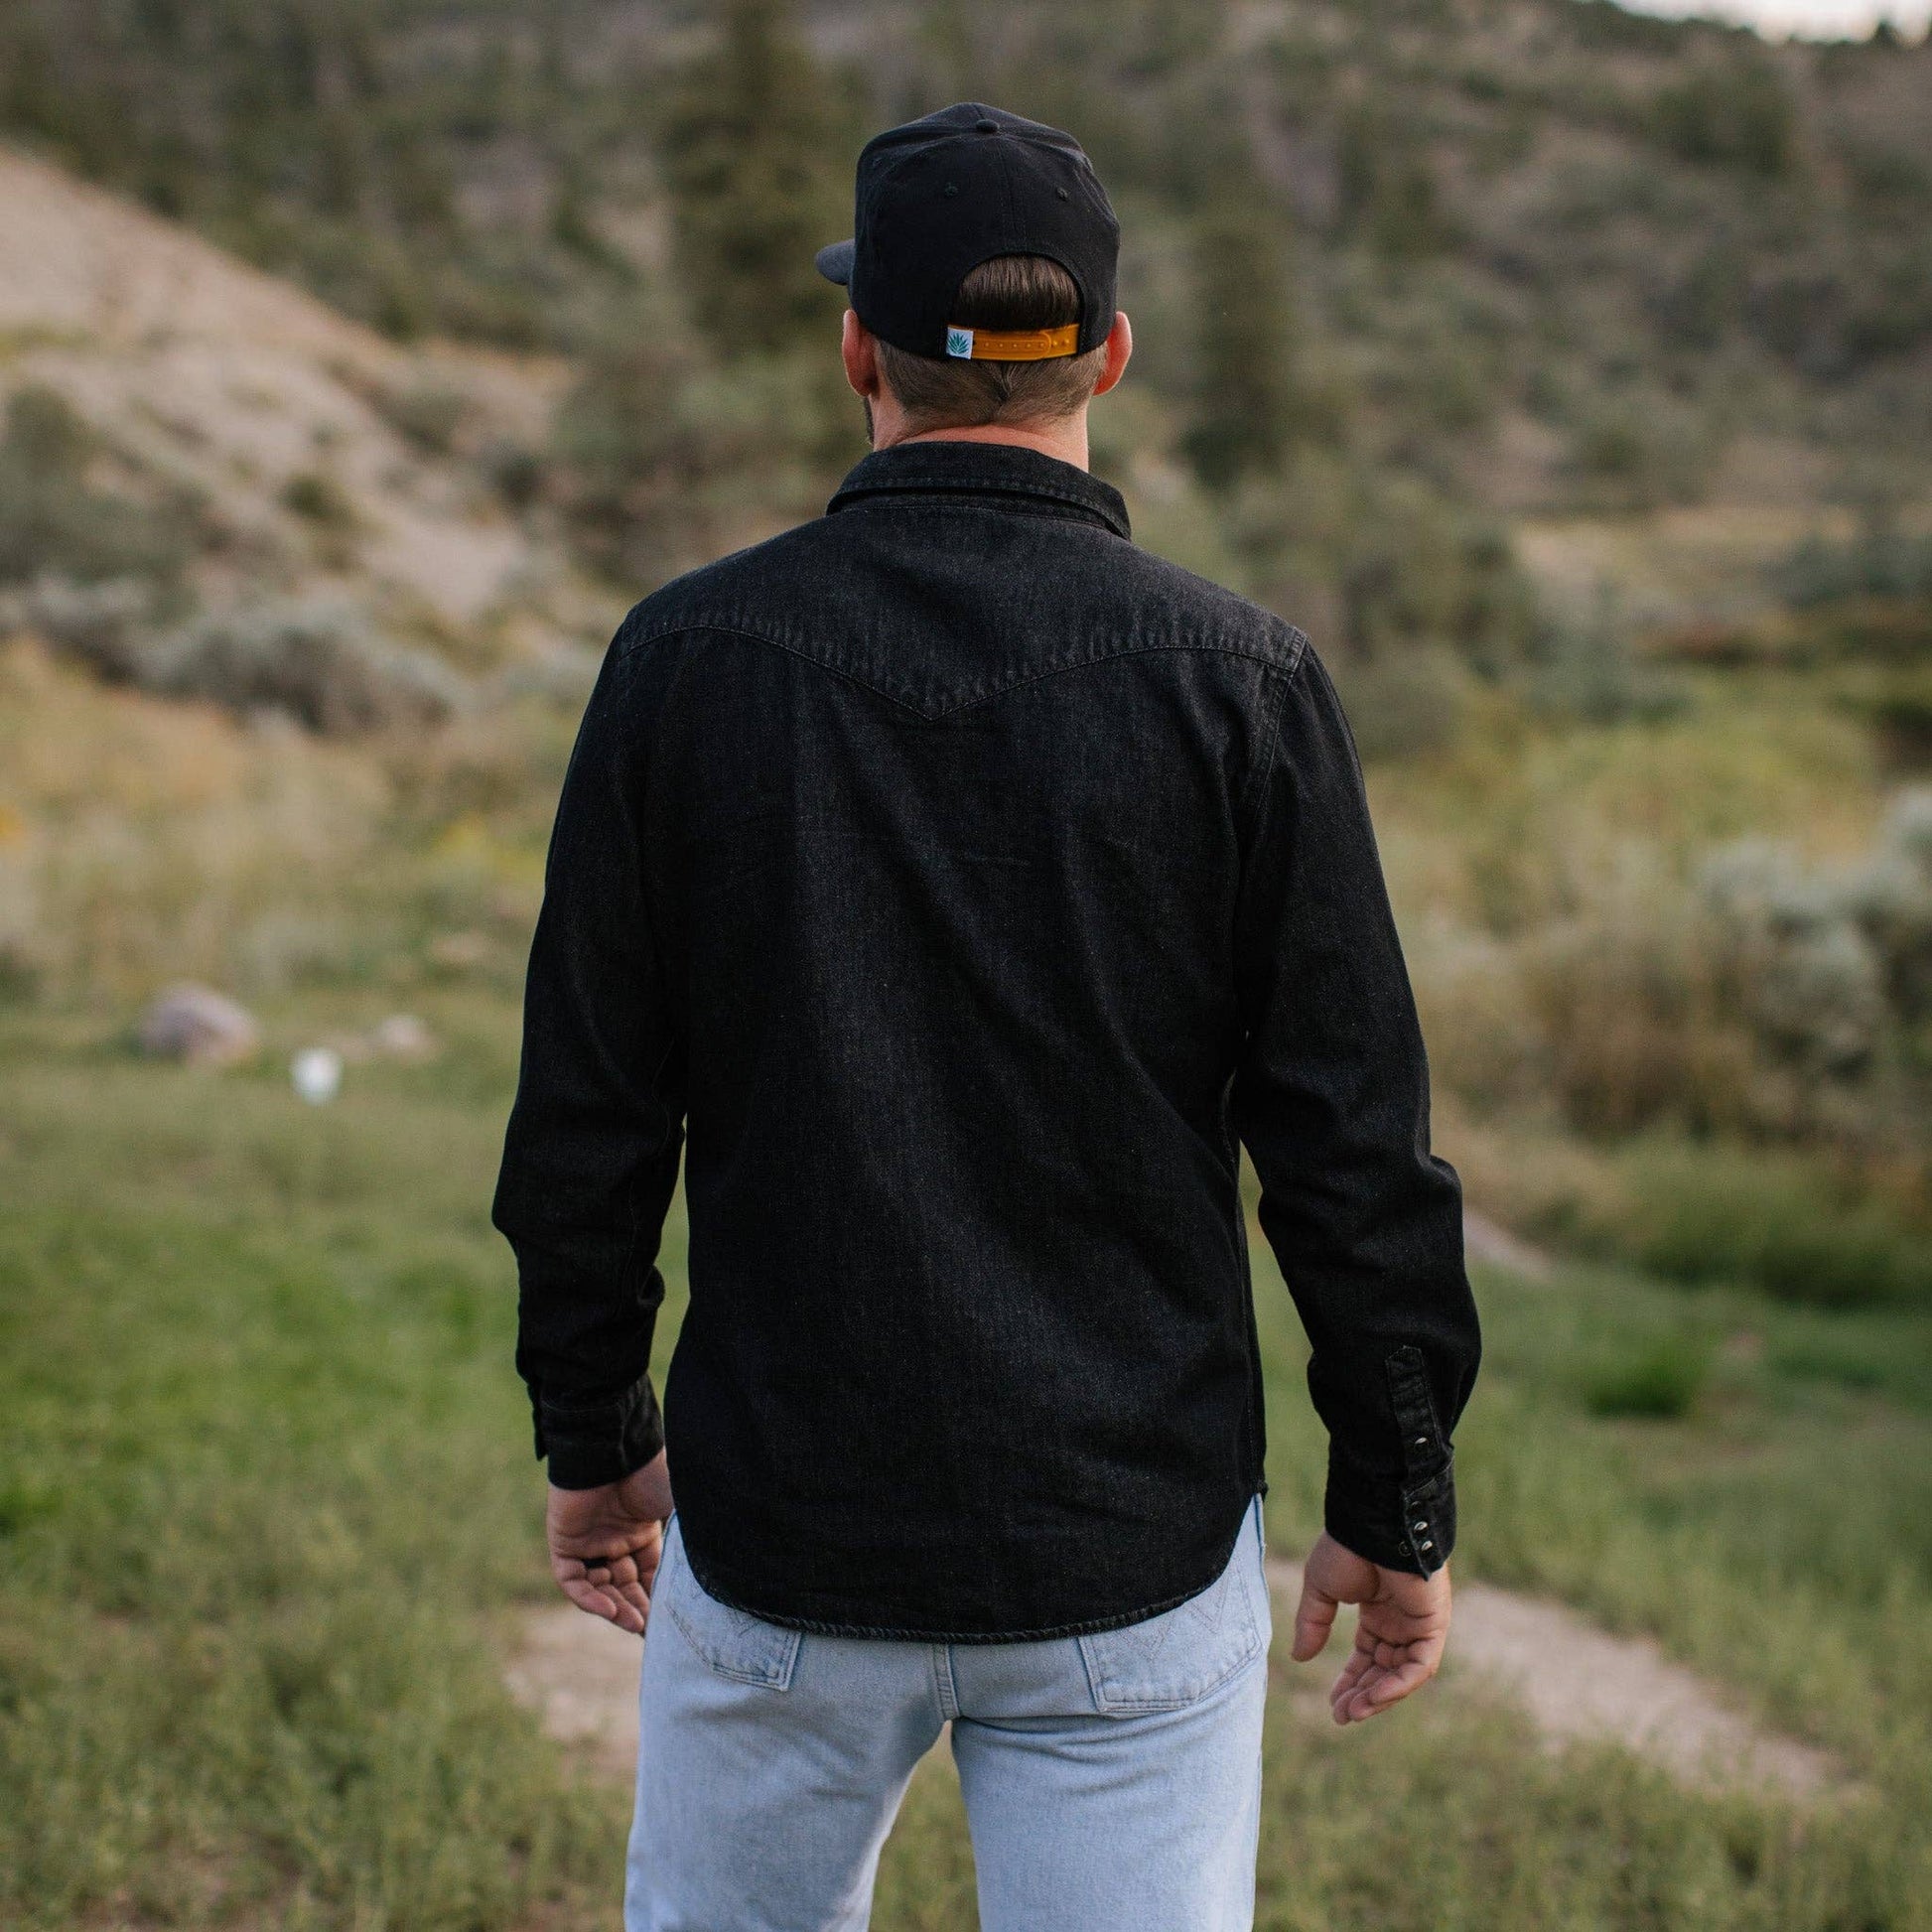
[1290,1530,1451,1725]
[546,1450,674,1635]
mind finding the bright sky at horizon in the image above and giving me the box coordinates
[1619,0,1930,39]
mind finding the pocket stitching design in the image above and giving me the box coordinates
[663,1539,802,1691]
[1077,1560,1262,1715]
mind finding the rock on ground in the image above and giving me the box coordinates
[136,984,260,1067]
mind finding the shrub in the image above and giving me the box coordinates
[1335,102,1456,256]
[0,387,201,590]
[280,470,357,529]
[551,337,850,590]
[482,438,545,512]
[1582,1333,1710,1418]
[1563,394,1711,511]
[1699,841,1886,1081]
[1771,528,1932,609]
[1452,797,1932,1153]
[1650,57,1797,178]
[146,601,468,737]
[1529,587,1684,725]
[1611,1140,1932,1308]
[1329,479,1541,684]
[1525,895,1758,1138]
[1330,643,1472,761]
[379,381,470,457]
[1848,788,1932,1020]
[0,576,153,682]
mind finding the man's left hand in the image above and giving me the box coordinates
[546,1450,674,1635]
[1290,1529,1451,1724]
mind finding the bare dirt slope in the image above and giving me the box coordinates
[0,145,585,637]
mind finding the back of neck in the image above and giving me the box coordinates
[885,417,1089,472]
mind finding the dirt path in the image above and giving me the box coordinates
[1462,1207,1555,1282]
[1264,1557,1836,1797]
[506,1559,1839,1801]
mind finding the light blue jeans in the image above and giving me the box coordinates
[625,1493,1271,1932]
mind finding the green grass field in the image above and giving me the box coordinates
[3,993,1929,1930]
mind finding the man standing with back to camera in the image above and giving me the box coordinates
[493,101,1480,1932]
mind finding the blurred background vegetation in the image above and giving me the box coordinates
[5,0,1931,1289]
[2,0,1931,1926]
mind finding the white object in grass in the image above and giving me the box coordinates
[291,1046,344,1105]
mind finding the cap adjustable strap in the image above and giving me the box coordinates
[944,322,1081,361]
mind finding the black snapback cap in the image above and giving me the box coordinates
[815,101,1119,363]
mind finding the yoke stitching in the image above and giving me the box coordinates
[620,619,1309,723]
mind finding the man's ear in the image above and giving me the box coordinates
[1092,311,1133,398]
[841,311,882,400]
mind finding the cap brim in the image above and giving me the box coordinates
[815,239,855,285]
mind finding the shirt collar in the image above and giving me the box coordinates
[826,439,1132,542]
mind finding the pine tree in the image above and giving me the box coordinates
[1182,190,1299,489]
[658,0,851,357]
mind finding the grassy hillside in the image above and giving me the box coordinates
[3,1003,1928,1928]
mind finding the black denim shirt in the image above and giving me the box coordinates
[493,439,1479,1640]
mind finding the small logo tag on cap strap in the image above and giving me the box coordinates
[943,322,1080,361]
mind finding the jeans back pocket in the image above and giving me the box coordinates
[661,1519,803,1691]
[1076,1509,1265,1715]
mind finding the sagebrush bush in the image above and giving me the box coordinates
[147,602,469,737]
[1698,840,1886,1081]
[1852,788,1932,1020]
[0,387,203,592]
[0,576,154,683]
[1451,800,1932,1153]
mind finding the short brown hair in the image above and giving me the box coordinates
[875,255,1109,433]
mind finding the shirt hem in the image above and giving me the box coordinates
[674,1488,1262,1645]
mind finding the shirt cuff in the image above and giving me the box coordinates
[534,1374,664,1490]
[1323,1447,1456,1578]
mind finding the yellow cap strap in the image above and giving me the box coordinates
[943,322,1081,361]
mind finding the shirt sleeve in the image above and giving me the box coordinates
[1230,639,1480,1576]
[491,629,688,1490]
